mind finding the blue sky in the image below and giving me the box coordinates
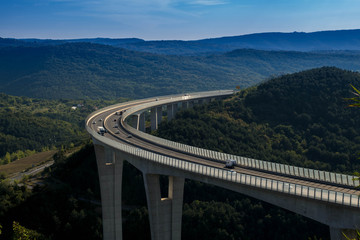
[1,0,360,40]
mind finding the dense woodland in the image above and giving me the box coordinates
[0,93,127,163]
[3,67,358,239]
[1,43,360,99]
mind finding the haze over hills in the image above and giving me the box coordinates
[2,29,360,55]
[1,42,360,99]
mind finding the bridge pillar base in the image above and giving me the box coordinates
[139,112,146,132]
[151,107,158,131]
[94,145,123,240]
[182,101,188,110]
[144,174,185,240]
[167,104,173,122]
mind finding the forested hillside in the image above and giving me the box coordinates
[156,67,360,173]
[1,43,360,99]
[0,93,126,163]
[2,68,353,239]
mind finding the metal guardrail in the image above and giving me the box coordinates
[88,126,360,208]
[86,90,360,208]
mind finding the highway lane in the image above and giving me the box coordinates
[87,100,360,197]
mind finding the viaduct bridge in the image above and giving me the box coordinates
[85,90,360,240]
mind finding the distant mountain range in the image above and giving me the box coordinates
[2,29,360,55]
[1,42,360,99]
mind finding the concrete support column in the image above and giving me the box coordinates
[151,107,158,131]
[167,104,173,122]
[182,102,188,110]
[202,98,210,104]
[127,115,137,129]
[157,106,162,126]
[94,145,123,240]
[133,114,140,130]
[188,101,194,109]
[139,112,146,132]
[330,227,358,240]
[144,174,185,240]
[173,104,178,117]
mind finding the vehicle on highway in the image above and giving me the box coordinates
[98,126,106,135]
[225,159,236,169]
[114,124,118,128]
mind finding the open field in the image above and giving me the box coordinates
[0,150,56,176]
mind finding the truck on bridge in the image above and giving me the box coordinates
[225,159,236,169]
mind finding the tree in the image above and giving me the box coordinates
[348,85,360,107]
[12,221,46,240]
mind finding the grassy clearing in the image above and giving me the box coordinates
[0,150,56,176]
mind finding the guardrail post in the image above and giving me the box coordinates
[144,174,185,240]
[94,145,123,240]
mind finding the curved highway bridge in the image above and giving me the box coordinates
[86,90,360,240]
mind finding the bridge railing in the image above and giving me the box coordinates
[121,98,359,188]
[88,127,360,208]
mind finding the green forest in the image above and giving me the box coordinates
[2,67,358,239]
[1,43,360,100]
[0,93,127,164]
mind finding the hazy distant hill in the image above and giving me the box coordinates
[2,29,360,55]
[1,43,360,99]
[118,29,360,55]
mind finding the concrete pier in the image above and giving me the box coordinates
[181,102,188,110]
[151,107,158,131]
[188,101,194,109]
[144,174,185,240]
[94,145,123,240]
[139,112,146,132]
[167,104,174,122]
[157,106,162,126]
